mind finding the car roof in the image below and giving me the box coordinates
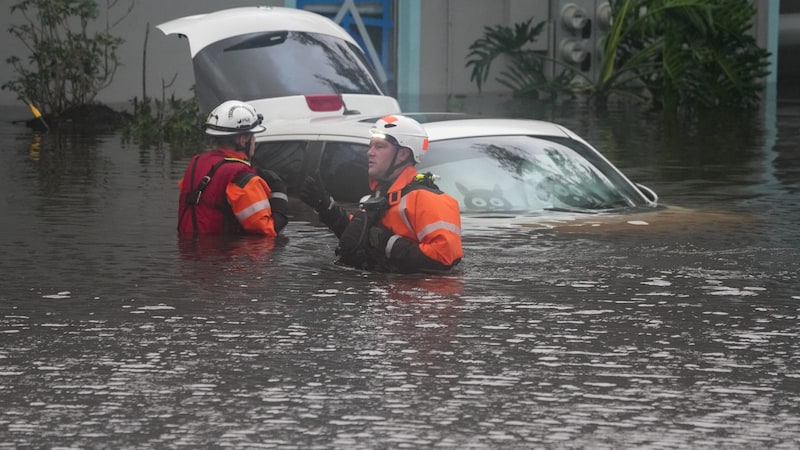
[258,114,576,142]
[157,6,356,57]
[423,117,573,141]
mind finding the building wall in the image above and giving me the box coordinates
[0,1,782,109]
[419,0,550,111]
[0,0,283,108]
[779,1,800,98]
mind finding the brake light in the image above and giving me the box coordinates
[305,94,343,112]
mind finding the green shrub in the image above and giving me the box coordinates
[2,0,131,117]
[122,93,209,155]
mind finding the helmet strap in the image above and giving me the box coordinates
[380,146,413,182]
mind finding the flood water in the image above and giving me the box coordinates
[1,97,800,449]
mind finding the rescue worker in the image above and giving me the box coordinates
[178,100,288,236]
[300,114,463,273]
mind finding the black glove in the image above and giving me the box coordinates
[258,168,287,194]
[335,211,370,267]
[368,225,392,256]
[300,175,333,212]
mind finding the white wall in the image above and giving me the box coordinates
[419,0,550,111]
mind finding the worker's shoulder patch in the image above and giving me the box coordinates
[233,172,256,188]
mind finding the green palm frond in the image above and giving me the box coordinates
[465,18,546,91]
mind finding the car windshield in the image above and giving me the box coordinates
[422,135,646,213]
[193,31,384,112]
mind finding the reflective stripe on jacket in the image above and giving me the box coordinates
[178,148,278,235]
[371,166,463,267]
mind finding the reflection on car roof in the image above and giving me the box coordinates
[261,114,573,141]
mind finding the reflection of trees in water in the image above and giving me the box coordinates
[25,130,104,205]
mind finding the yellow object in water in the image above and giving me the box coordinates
[28,103,43,118]
[25,101,49,131]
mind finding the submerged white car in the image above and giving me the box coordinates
[252,114,659,215]
[160,6,658,216]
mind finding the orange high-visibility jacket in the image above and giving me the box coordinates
[178,148,279,235]
[371,166,463,269]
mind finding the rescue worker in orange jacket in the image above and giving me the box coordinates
[178,100,288,236]
[300,114,462,273]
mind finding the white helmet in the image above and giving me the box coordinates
[204,100,266,136]
[369,114,429,163]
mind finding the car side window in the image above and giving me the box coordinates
[252,141,308,191]
[319,141,370,203]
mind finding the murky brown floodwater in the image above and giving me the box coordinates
[1,97,799,449]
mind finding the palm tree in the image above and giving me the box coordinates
[465,18,572,100]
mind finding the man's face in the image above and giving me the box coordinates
[367,137,399,179]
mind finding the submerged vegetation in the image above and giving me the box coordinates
[122,93,208,154]
[466,0,771,113]
[121,22,208,153]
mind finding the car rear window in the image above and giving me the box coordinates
[193,31,385,112]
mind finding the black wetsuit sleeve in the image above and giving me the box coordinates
[272,210,289,234]
[386,236,460,273]
[319,203,351,238]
